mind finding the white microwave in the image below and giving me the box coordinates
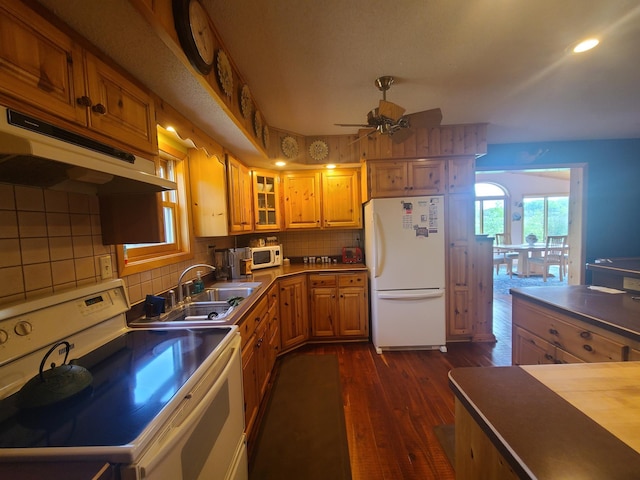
[249,245,282,270]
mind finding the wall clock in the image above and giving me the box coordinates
[173,0,215,75]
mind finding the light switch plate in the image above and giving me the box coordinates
[100,256,113,280]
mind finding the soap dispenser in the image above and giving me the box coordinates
[193,271,205,294]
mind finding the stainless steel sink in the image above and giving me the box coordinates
[196,282,262,302]
[162,301,236,323]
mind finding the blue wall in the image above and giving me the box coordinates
[477,139,640,266]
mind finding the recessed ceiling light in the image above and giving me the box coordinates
[573,38,599,53]
[275,160,286,167]
[326,164,336,169]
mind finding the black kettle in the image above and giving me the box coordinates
[17,341,93,409]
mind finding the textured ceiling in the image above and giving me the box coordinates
[37,0,640,165]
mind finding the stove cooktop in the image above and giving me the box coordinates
[0,327,232,449]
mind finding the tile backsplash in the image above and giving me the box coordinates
[0,184,113,305]
[0,182,364,307]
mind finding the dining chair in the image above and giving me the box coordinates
[528,235,568,281]
[493,233,517,278]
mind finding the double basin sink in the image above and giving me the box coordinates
[160,282,261,324]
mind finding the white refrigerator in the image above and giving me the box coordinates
[364,196,447,353]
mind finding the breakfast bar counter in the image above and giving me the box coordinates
[449,362,640,479]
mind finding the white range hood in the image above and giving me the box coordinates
[0,106,176,195]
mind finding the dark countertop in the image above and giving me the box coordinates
[586,257,640,277]
[449,365,640,479]
[128,263,367,326]
[510,285,640,341]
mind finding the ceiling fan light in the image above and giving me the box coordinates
[573,38,599,53]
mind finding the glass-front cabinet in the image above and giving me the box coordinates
[253,170,281,231]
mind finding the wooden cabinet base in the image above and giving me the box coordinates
[454,399,519,480]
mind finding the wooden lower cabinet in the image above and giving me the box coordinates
[512,295,629,365]
[279,275,309,351]
[455,399,519,480]
[309,273,368,339]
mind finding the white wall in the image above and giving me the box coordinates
[476,171,570,244]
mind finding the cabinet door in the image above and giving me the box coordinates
[279,276,309,350]
[513,327,556,365]
[227,156,253,232]
[84,51,157,154]
[255,319,270,398]
[253,170,281,231]
[0,1,86,124]
[282,172,321,229]
[322,169,362,228]
[338,286,368,337]
[409,160,445,195]
[310,287,338,337]
[447,156,475,194]
[241,337,258,435]
[189,150,228,237]
[368,161,408,197]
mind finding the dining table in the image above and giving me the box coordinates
[494,243,565,277]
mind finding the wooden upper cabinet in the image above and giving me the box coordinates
[283,170,362,230]
[253,170,281,231]
[368,160,444,198]
[447,156,476,194]
[189,148,228,237]
[0,1,157,155]
[83,51,157,155]
[0,1,85,123]
[227,155,253,233]
[282,171,322,229]
[322,169,361,228]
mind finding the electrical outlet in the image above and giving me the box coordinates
[100,256,113,280]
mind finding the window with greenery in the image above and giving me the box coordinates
[116,133,194,276]
[522,195,569,241]
[475,182,507,236]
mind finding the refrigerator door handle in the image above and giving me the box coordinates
[377,289,445,300]
[373,212,383,278]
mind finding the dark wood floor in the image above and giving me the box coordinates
[283,293,513,480]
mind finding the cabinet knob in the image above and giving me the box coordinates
[548,328,559,336]
[76,95,92,107]
[579,331,592,339]
[92,103,107,115]
[582,344,593,352]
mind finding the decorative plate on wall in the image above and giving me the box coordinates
[254,111,263,138]
[216,50,233,97]
[240,84,252,119]
[309,139,329,161]
[281,135,299,158]
[263,125,270,149]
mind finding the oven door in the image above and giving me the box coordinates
[120,335,247,480]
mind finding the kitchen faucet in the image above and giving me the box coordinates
[177,264,216,304]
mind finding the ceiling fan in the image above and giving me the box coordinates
[335,76,443,144]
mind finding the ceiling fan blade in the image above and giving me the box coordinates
[406,108,443,128]
[335,123,372,127]
[390,127,414,144]
[348,128,377,145]
[378,100,405,122]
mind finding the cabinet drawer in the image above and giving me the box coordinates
[515,300,626,362]
[309,274,337,287]
[552,320,627,362]
[239,295,268,347]
[338,272,367,287]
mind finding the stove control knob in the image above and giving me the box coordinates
[0,329,7,344]
[14,321,32,336]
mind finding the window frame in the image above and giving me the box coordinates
[116,140,194,276]
[474,182,509,237]
[521,194,569,241]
